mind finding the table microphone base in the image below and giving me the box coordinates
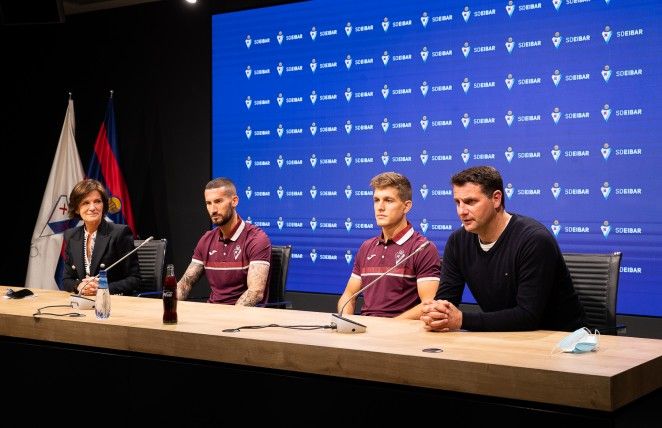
[330,313,367,334]
[70,295,95,310]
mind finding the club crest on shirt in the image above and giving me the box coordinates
[395,249,406,264]
[233,245,241,260]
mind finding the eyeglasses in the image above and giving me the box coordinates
[33,304,85,318]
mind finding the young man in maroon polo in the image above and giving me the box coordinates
[337,172,440,319]
[177,177,271,305]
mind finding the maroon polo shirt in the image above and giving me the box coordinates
[192,218,271,304]
[351,223,440,317]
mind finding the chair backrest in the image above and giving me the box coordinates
[266,245,292,307]
[562,251,622,334]
[135,238,167,294]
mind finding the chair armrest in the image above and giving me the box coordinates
[598,324,627,335]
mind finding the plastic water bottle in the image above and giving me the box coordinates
[162,264,178,324]
[95,270,111,319]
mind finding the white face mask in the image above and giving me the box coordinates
[553,327,600,354]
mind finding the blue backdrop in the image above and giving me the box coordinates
[212,0,661,317]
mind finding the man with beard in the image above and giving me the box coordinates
[177,178,271,305]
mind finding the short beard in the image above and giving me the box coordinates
[214,208,235,227]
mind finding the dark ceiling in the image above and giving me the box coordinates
[62,0,162,15]
[0,0,162,24]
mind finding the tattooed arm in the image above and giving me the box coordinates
[235,262,270,306]
[176,262,204,301]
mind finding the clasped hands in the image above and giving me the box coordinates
[78,275,99,296]
[420,300,463,332]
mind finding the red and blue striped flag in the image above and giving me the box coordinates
[87,93,136,236]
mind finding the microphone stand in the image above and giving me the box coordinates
[104,236,154,272]
[331,241,430,334]
[74,236,154,295]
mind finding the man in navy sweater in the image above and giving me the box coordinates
[421,166,585,332]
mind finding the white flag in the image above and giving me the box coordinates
[25,99,84,290]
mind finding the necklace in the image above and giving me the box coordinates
[83,229,97,275]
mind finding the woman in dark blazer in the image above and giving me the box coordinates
[61,179,140,296]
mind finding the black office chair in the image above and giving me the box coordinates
[134,238,167,297]
[563,251,624,335]
[260,245,292,309]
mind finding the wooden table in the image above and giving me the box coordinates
[1,286,660,425]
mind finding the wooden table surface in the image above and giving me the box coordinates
[1,286,660,411]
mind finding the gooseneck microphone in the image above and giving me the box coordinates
[104,235,153,273]
[71,236,154,306]
[331,240,431,334]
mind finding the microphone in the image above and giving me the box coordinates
[70,236,154,306]
[70,294,95,310]
[104,235,153,272]
[331,240,431,334]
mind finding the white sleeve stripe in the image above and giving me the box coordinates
[417,277,440,283]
